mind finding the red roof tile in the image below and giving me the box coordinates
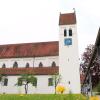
[0,67,59,75]
[59,12,76,25]
[0,41,59,58]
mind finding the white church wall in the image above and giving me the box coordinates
[59,24,81,93]
[0,56,59,68]
[0,75,55,94]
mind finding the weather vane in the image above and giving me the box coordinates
[73,8,76,13]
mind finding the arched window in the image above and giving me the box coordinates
[2,64,6,68]
[4,78,8,86]
[13,61,18,68]
[64,29,67,37]
[39,62,43,67]
[51,61,56,67]
[69,29,72,36]
[26,63,30,68]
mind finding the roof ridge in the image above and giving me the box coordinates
[60,12,75,15]
[0,41,59,46]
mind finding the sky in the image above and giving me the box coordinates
[0,0,100,58]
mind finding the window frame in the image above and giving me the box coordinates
[48,78,53,86]
[3,78,8,86]
[2,64,6,68]
[13,61,18,68]
[64,29,67,37]
[32,77,37,87]
[39,62,43,67]
[69,29,72,36]
[51,61,56,67]
[25,63,30,68]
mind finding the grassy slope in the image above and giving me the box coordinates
[0,94,87,100]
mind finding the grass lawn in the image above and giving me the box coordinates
[0,94,87,100]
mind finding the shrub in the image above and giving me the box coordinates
[97,82,100,94]
[56,85,66,94]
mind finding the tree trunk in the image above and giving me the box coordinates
[25,84,27,94]
[25,84,28,94]
[55,85,56,94]
[55,80,56,94]
[26,84,28,94]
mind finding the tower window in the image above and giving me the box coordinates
[39,62,43,67]
[26,63,30,68]
[48,78,53,86]
[2,64,6,68]
[51,61,56,67]
[13,61,18,68]
[64,29,67,37]
[69,29,72,36]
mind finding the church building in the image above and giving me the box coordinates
[0,12,80,94]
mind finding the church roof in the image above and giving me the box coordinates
[0,67,59,75]
[0,41,59,58]
[59,12,76,25]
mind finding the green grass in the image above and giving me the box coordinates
[0,94,87,100]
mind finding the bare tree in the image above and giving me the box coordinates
[52,73,61,94]
[16,74,37,94]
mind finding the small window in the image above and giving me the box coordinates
[64,29,67,37]
[26,63,30,68]
[4,78,8,86]
[69,29,72,36]
[32,77,37,87]
[39,62,43,67]
[51,61,56,67]
[2,64,6,68]
[18,78,22,86]
[13,62,18,68]
[68,81,70,84]
[48,78,53,86]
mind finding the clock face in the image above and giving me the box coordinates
[64,38,72,45]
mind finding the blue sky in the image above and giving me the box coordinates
[0,0,100,57]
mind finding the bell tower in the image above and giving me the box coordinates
[59,12,80,93]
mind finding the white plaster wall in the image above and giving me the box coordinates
[59,24,81,93]
[0,56,59,68]
[0,75,55,94]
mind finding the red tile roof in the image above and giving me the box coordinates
[59,12,76,25]
[0,41,59,58]
[0,67,59,75]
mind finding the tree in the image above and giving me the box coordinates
[0,74,2,82]
[80,44,100,87]
[52,73,61,94]
[16,74,37,94]
[97,82,100,94]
